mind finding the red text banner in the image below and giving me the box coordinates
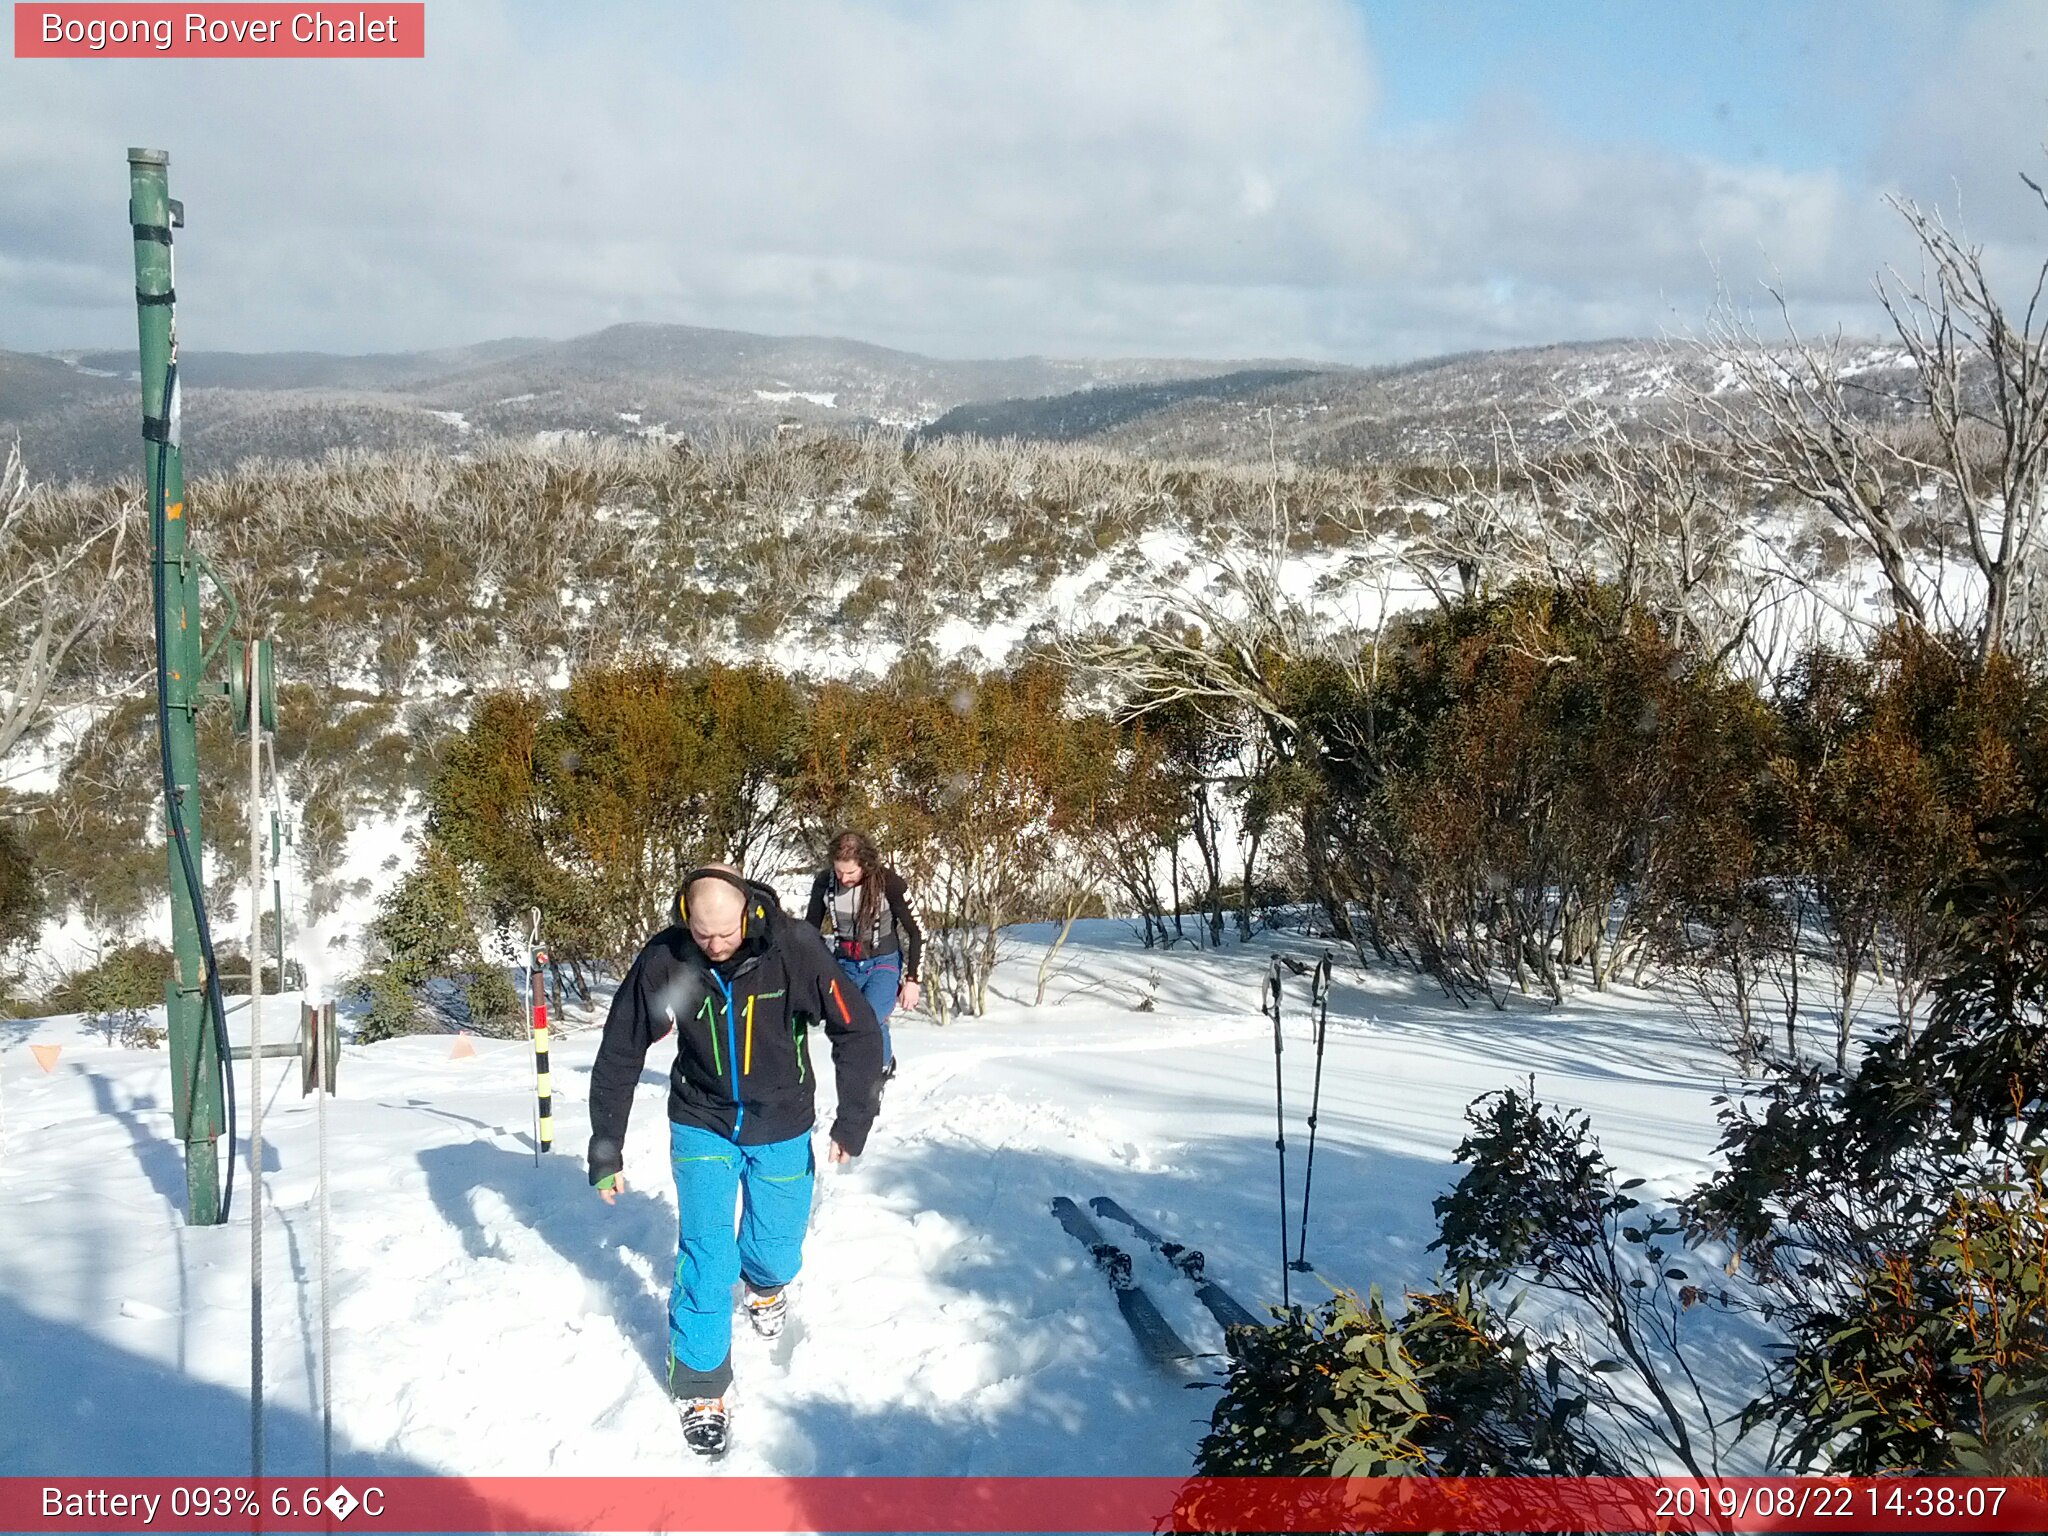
[15,5,425,57]
[6,1476,2048,1533]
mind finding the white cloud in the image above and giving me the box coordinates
[1879,0,2048,233]
[0,1,2032,361]
[1870,0,2048,302]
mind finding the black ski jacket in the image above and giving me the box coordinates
[804,865,925,981]
[586,878,886,1185]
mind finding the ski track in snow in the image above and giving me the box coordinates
[0,923,1768,1478]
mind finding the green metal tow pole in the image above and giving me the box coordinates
[131,147,228,1226]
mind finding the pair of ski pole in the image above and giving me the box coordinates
[1263,951,1334,1313]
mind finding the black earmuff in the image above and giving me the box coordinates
[675,867,759,933]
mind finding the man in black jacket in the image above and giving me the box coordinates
[588,864,885,1457]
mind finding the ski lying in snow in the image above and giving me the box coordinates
[1088,1196,1265,1336]
[1049,1197,1204,1373]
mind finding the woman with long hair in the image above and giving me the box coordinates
[805,831,924,1079]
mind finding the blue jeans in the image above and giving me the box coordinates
[836,952,899,1062]
[666,1121,814,1397]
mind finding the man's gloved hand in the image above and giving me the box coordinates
[596,1171,625,1204]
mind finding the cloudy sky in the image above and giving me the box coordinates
[3,1,2044,363]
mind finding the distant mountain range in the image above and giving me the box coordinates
[3,320,1920,483]
[1,323,1311,482]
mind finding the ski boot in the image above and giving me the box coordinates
[676,1395,730,1458]
[744,1284,787,1340]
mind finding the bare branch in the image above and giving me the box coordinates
[0,442,136,762]
[1685,171,2048,661]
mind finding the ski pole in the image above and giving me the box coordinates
[246,645,264,1479]
[316,1000,334,1481]
[1292,952,1334,1274]
[1263,954,1290,1312]
[526,908,552,1161]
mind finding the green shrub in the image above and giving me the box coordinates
[1758,1154,2048,1474]
[0,813,40,960]
[464,966,522,1036]
[1697,795,2048,1473]
[50,943,175,1043]
[353,969,420,1043]
[371,845,474,988]
[1195,1283,1616,1478]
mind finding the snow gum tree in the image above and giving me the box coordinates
[428,660,803,978]
[794,658,1106,1021]
[1288,579,1750,1005]
[1689,179,2048,664]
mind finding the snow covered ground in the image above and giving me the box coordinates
[0,921,1748,1480]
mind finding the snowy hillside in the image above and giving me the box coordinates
[921,337,1927,465]
[3,325,1318,483]
[6,326,1923,483]
[0,922,1758,1478]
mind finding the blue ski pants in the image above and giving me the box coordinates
[835,952,899,1062]
[666,1121,814,1398]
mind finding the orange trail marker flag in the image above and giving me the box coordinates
[449,1034,476,1060]
[31,1044,61,1073]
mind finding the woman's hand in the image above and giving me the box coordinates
[898,977,921,1011]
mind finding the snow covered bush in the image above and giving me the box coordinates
[48,941,174,1045]
[1198,1083,1763,1482]
[1430,1081,1730,1476]
[1755,1155,2048,1475]
[0,439,131,766]
[1194,1282,1618,1478]
[1694,794,2048,1472]
[1284,578,1756,1005]
[358,843,521,1041]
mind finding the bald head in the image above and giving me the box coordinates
[685,866,749,961]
